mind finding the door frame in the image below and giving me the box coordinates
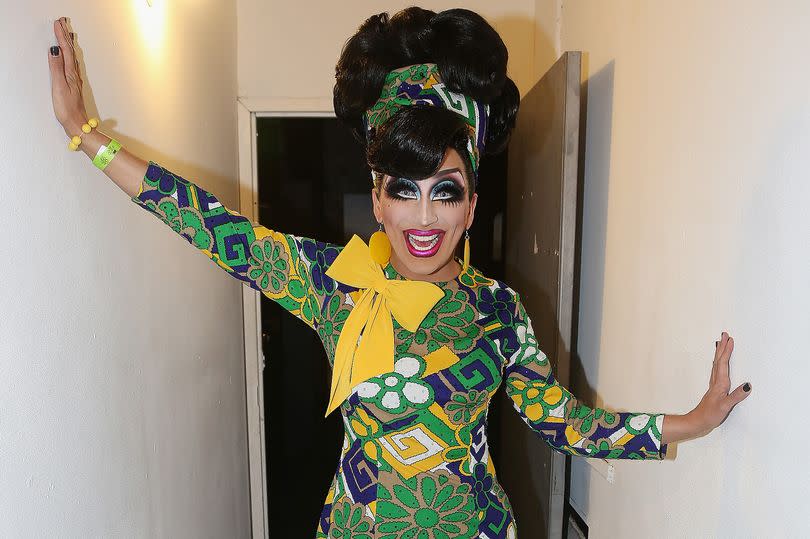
[236,97,334,539]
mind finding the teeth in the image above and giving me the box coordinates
[407,233,440,251]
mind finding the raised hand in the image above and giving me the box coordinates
[691,331,751,432]
[45,17,148,196]
[662,331,751,445]
[48,17,88,136]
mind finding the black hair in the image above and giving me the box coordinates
[333,7,520,192]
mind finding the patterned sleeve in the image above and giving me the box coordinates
[131,161,338,329]
[503,295,668,460]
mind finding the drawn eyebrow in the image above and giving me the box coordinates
[431,177,461,188]
[430,169,465,191]
[432,167,462,179]
[385,176,416,187]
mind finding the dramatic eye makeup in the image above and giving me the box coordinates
[385,177,420,200]
[384,171,466,204]
[430,178,465,204]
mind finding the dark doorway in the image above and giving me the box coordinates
[255,116,508,536]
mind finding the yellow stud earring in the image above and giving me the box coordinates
[369,223,391,266]
[462,229,470,271]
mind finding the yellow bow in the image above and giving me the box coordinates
[323,235,444,416]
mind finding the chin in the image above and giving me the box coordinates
[405,257,445,275]
[396,248,456,278]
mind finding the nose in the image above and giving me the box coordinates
[418,197,438,227]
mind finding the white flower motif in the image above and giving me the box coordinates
[395,356,420,377]
[403,381,430,405]
[356,382,379,398]
[381,392,401,410]
[351,355,433,413]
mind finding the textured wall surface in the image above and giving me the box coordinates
[561,2,809,536]
[0,1,249,536]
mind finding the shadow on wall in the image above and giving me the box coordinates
[568,58,617,521]
[571,58,616,419]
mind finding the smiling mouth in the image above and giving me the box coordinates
[404,229,445,257]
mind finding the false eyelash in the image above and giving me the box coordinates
[431,179,465,204]
[385,177,420,201]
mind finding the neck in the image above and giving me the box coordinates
[390,253,461,283]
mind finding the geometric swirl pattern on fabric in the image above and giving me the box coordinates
[364,63,490,175]
[133,162,325,328]
[132,163,669,539]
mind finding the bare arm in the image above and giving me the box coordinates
[48,17,146,197]
[662,414,704,445]
[661,331,751,445]
[69,129,147,198]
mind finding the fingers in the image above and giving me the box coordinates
[715,332,733,392]
[710,332,726,385]
[727,381,752,406]
[53,18,80,87]
[709,332,730,388]
[47,42,67,88]
[59,18,80,76]
[714,331,730,359]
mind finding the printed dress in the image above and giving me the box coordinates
[132,163,668,539]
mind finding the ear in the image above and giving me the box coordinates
[371,187,383,223]
[465,192,478,230]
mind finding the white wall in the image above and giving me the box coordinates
[6,1,805,536]
[559,2,810,537]
[0,1,249,537]
[237,0,538,100]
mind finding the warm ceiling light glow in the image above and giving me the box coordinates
[133,0,166,58]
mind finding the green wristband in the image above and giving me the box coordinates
[92,138,122,171]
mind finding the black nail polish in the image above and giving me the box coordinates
[50,46,59,56]
[743,383,751,392]
[715,341,719,347]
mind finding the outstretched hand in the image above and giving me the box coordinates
[48,17,88,136]
[689,331,751,435]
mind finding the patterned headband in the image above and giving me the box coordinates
[363,63,490,181]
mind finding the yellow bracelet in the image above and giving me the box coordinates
[67,117,100,151]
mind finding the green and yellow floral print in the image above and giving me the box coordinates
[133,163,668,539]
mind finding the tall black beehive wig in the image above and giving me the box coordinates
[333,7,520,187]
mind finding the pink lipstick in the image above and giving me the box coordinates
[403,229,445,258]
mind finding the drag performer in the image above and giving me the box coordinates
[48,8,750,537]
